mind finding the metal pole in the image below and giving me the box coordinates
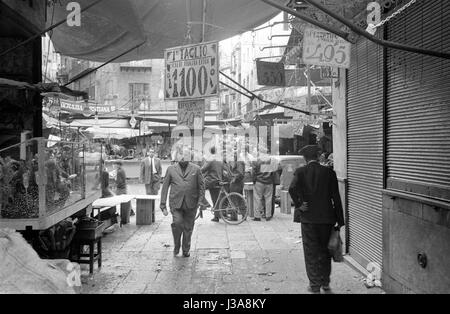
[201,0,208,43]
[299,0,450,60]
[220,70,311,115]
[64,41,145,87]
[220,81,253,99]
[259,0,351,41]
[0,0,105,59]
[307,65,312,122]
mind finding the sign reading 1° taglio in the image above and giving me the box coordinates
[303,27,351,69]
[177,99,205,129]
[165,41,219,100]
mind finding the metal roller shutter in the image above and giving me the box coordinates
[347,35,384,267]
[386,0,450,201]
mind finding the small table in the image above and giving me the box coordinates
[244,183,255,218]
[131,195,160,225]
[92,195,135,226]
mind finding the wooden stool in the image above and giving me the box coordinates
[280,190,292,214]
[74,237,102,274]
[244,183,255,218]
[134,195,159,225]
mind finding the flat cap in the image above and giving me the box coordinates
[299,145,321,160]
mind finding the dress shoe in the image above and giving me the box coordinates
[265,216,273,221]
[252,217,261,221]
[173,248,180,256]
[211,217,220,222]
[307,286,321,294]
[182,252,190,258]
[321,285,331,291]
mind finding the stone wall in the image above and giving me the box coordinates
[382,192,450,294]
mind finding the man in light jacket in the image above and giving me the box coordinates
[160,147,205,257]
[140,148,162,195]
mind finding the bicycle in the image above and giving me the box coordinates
[196,182,248,225]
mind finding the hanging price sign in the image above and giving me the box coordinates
[302,27,351,69]
[177,99,205,129]
[165,41,219,100]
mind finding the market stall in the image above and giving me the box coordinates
[0,137,103,230]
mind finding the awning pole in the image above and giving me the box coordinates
[264,0,450,60]
[301,0,450,59]
[219,81,253,99]
[0,0,105,59]
[307,65,312,121]
[220,70,311,115]
[64,41,145,87]
[259,0,351,41]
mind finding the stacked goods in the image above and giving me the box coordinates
[35,219,77,259]
[0,157,39,219]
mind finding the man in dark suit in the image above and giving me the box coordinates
[160,147,205,257]
[289,145,345,293]
[140,148,162,195]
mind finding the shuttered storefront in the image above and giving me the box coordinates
[386,0,450,200]
[347,35,384,267]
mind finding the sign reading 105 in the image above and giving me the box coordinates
[165,41,219,100]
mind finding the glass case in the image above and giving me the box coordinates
[0,138,103,230]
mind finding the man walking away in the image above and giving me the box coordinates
[160,147,205,257]
[140,148,162,195]
[288,145,345,293]
[201,146,224,222]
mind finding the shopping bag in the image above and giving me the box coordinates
[328,228,344,262]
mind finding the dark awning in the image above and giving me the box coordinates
[47,0,284,62]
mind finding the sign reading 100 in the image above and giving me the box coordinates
[165,41,219,100]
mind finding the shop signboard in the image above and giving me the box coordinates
[303,27,351,69]
[284,97,307,117]
[320,67,339,79]
[256,61,286,87]
[165,41,219,100]
[177,99,205,129]
[59,100,115,115]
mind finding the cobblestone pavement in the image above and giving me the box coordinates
[80,184,384,294]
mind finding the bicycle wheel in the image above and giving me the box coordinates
[218,192,248,225]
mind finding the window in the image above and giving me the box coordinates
[129,83,150,111]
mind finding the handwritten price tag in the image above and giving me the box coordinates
[303,27,351,69]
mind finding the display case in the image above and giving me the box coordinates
[0,137,103,230]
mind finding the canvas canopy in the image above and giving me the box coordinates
[47,0,283,62]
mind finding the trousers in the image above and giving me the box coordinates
[209,188,221,219]
[145,181,160,195]
[301,223,333,290]
[253,182,273,218]
[171,204,196,254]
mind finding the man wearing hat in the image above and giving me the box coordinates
[289,145,345,293]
